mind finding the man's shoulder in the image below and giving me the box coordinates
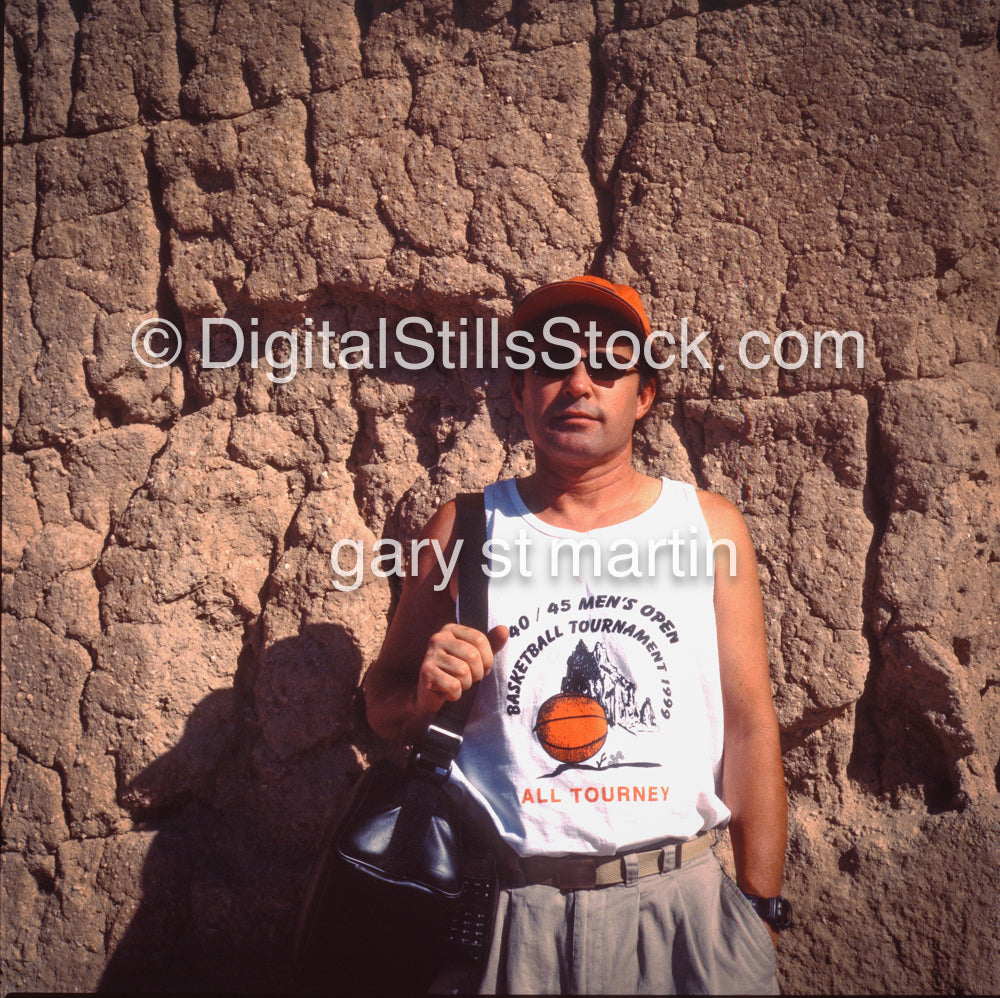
[416,498,460,549]
[694,488,751,543]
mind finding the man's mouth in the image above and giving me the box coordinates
[551,410,600,424]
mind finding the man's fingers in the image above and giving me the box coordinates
[418,621,506,712]
[445,622,495,652]
[432,624,498,671]
[420,667,464,703]
[419,623,498,705]
[435,649,485,687]
[427,632,488,679]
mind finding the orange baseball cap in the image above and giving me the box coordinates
[510,276,652,340]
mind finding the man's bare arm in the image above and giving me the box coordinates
[700,491,788,940]
[364,500,507,743]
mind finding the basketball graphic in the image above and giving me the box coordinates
[534,693,608,763]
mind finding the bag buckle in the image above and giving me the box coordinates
[425,723,463,756]
[413,724,464,784]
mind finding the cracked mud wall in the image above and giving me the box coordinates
[2,0,998,993]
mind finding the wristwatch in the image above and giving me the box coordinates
[742,893,793,930]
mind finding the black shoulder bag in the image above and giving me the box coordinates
[293,493,497,995]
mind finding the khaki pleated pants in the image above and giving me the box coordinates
[473,851,779,995]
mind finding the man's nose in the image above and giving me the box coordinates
[561,359,594,395]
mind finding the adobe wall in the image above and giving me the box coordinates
[3,0,998,992]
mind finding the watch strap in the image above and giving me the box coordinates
[743,893,793,930]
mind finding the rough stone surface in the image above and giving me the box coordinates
[2,0,998,994]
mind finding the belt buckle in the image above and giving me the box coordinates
[555,857,597,889]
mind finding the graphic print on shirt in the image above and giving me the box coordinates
[500,593,678,779]
[533,638,663,777]
[559,638,659,734]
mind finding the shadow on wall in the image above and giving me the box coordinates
[97,623,383,993]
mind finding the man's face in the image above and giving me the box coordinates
[510,310,655,470]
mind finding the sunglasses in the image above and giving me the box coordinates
[529,346,639,381]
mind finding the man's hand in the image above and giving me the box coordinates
[417,623,509,715]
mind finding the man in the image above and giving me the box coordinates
[365,277,788,994]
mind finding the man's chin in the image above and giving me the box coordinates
[543,425,600,448]
[538,430,618,463]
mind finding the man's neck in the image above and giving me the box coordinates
[517,457,661,531]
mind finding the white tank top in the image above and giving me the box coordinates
[451,477,730,857]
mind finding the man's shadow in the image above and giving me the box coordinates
[98,622,395,993]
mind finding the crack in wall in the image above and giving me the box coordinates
[65,0,87,136]
[848,387,892,797]
[587,0,616,274]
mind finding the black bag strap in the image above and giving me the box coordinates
[421,492,488,749]
[384,492,487,875]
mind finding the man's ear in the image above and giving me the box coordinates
[510,369,525,413]
[635,376,655,419]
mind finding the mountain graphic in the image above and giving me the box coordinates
[560,639,656,734]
